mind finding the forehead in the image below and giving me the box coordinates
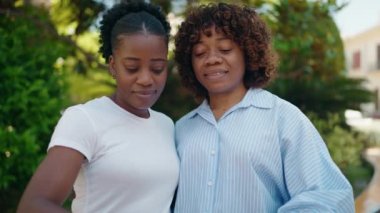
[200,26,225,38]
[116,33,167,47]
[194,26,235,46]
[114,33,168,57]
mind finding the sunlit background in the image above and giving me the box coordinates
[1,0,380,212]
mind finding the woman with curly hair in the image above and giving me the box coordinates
[173,3,354,212]
[17,1,178,212]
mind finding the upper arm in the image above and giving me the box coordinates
[279,107,354,212]
[17,146,85,212]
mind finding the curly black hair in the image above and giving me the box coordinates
[99,1,171,63]
[174,3,277,100]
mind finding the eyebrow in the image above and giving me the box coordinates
[123,57,167,62]
[196,37,231,45]
[123,57,139,61]
[151,58,167,62]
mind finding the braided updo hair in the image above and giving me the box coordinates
[99,1,171,63]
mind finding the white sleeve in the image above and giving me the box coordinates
[48,106,97,162]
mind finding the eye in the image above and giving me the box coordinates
[151,67,166,74]
[193,45,206,58]
[150,61,167,74]
[125,67,139,73]
[220,48,232,54]
[194,51,205,57]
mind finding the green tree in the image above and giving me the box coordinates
[266,0,372,117]
[263,0,375,194]
[1,1,375,210]
[0,4,70,212]
[48,0,114,104]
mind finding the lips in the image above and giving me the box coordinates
[204,70,228,80]
[133,90,157,97]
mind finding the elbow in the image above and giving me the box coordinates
[17,196,36,213]
[17,196,65,213]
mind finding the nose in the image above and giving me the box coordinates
[136,70,153,86]
[205,51,222,65]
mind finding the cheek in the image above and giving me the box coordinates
[191,60,203,78]
[156,73,168,87]
[232,53,245,72]
[191,68,202,82]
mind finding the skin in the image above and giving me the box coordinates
[17,33,168,212]
[109,33,168,118]
[17,147,83,213]
[191,26,247,120]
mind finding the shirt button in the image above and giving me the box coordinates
[207,181,213,186]
[210,150,216,155]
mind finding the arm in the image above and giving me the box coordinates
[278,110,354,213]
[17,146,84,213]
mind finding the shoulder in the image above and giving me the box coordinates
[81,96,110,113]
[267,92,321,140]
[49,100,101,161]
[58,97,109,130]
[60,104,88,122]
[56,101,95,130]
[62,97,106,114]
[150,109,174,127]
[70,97,118,123]
[175,108,199,128]
[248,89,305,117]
[258,90,315,134]
[267,91,308,121]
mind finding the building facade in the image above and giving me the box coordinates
[344,25,380,116]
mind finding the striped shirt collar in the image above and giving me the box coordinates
[187,88,275,119]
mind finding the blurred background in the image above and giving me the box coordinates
[1,0,380,212]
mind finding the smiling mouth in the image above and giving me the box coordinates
[133,90,157,96]
[204,70,228,79]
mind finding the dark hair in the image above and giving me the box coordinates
[99,1,171,63]
[174,3,277,100]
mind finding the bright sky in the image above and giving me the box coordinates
[333,0,380,38]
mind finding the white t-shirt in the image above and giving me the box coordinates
[48,97,179,213]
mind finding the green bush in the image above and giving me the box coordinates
[307,112,377,196]
[0,6,69,212]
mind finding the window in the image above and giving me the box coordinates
[377,44,380,70]
[352,51,361,69]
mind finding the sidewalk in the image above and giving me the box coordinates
[347,110,380,212]
[345,110,380,137]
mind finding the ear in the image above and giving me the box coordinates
[109,55,116,78]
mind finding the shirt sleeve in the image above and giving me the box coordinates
[278,108,354,213]
[48,106,97,162]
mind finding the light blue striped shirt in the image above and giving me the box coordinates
[174,88,354,213]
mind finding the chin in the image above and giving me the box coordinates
[206,88,230,95]
[137,102,155,110]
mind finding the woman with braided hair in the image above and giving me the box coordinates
[17,2,178,212]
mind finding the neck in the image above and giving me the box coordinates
[209,87,247,120]
[110,93,150,118]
